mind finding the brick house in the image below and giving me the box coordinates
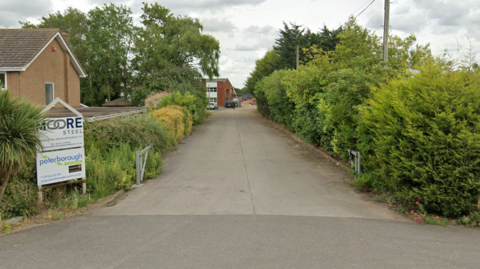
[203,78,233,107]
[0,28,86,107]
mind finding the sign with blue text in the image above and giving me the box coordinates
[39,117,84,151]
[36,148,86,186]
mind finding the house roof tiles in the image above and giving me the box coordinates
[0,28,59,68]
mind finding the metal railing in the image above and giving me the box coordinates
[132,143,153,188]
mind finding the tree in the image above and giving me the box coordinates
[82,4,137,106]
[245,50,280,95]
[273,22,342,70]
[0,91,45,209]
[273,22,305,70]
[134,3,220,80]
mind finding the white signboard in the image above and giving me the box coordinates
[36,148,86,186]
[39,117,84,151]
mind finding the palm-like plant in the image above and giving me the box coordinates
[0,90,45,209]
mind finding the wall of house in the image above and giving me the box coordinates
[6,38,81,107]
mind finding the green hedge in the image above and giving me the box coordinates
[358,63,480,217]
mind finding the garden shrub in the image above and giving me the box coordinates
[86,142,162,198]
[150,105,187,147]
[255,70,295,130]
[283,64,331,147]
[157,91,206,125]
[0,158,38,219]
[358,63,480,217]
[84,114,169,153]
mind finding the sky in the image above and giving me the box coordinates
[1,0,479,88]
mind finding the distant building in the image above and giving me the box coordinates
[0,28,86,107]
[203,78,233,107]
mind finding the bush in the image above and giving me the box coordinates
[157,91,206,126]
[255,70,295,130]
[0,159,38,219]
[86,142,162,198]
[358,63,480,217]
[150,105,188,147]
[84,114,169,153]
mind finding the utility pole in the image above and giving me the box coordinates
[296,45,299,70]
[383,0,390,64]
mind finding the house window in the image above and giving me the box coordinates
[209,98,217,102]
[45,83,54,105]
[208,87,217,93]
[0,73,6,90]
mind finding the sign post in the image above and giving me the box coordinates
[37,98,86,202]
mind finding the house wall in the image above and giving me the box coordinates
[6,38,81,107]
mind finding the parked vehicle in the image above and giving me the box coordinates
[207,102,218,110]
[225,100,235,108]
[250,99,256,105]
[233,98,241,107]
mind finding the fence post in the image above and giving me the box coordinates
[133,150,143,188]
[38,185,43,204]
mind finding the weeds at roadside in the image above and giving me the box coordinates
[457,211,480,227]
[1,221,12,234]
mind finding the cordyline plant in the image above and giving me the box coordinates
[0,90,45,212]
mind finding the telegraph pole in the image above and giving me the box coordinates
[296,45,299,70]
[383,0,390,64]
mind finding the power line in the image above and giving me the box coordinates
[356,0,376,18]
[336,0,376,27]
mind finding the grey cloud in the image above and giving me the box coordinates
[201,18,236,33]
[231,25,277,51]
[366,0,480,44]
[136,0,266,15]
[151,0,265,10]
[234,43,258,51]
[244,25,276,37]
[0,0,53,27]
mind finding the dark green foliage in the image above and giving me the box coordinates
[255,70,295,130]
[358,63,480,217]
[86,143,162,198]
[0,90,45,209]
[22,3,220,107]
[245,50,280,95]
[319,67,391,158]
[156,91,207,126]
[82,4,136,106]
[84,115,169,153]
[0,159,38,219]
[273,22,342,70]
[134,3,220,79]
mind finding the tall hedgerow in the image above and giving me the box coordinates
[357,62,480,217]
[255,70,295,130]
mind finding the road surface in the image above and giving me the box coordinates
[1,104,479,268]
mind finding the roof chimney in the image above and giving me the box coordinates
[62,33,70,45]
